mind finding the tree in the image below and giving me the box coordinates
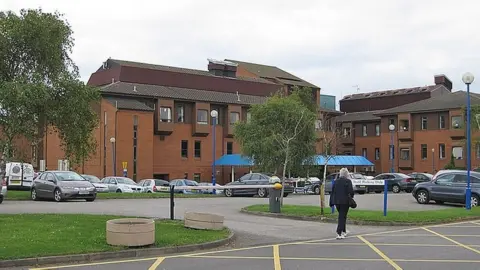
[317,111,342,215]
[0,8,100,167]
[234,87,317,203]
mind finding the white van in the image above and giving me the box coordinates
[3,162,35,189]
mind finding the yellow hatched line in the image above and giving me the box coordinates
[148,257,165,270]
[273,245,282,270]
[422,227,480,255]
[357,236,402,270]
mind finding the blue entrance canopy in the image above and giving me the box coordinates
[309,155,374,166]
[214,154,254,166]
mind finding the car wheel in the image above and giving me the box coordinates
[358,191,365,195]
[392,184,400,193]
[224,189,233,197]
[257,188,267,198]
[471,194,479,207]
[116,189,122,193]
[53,188,63,202]
[405,189,413,193]
[415,189,430,204]
[314,186,320,195]
[147,190,152,193]
[283,192,289,197]
[375,190,382,194]
[31,188,38,201]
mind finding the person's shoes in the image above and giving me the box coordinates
[342,231,349,237]
[336,234,345,240]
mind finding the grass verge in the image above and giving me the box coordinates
[5,190,218,200]
[0,214,230,260]
[243,204,480,224]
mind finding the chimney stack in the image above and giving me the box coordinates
[207,59,238,78]
[434,74,452,91]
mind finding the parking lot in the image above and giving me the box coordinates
[25,220,480,270]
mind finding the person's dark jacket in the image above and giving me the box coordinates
[329,177,354,206]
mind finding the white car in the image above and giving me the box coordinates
[138,179,170,193]
[100,176,142,193]
[81,174,109,193]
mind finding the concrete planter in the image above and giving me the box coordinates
[184,212,224,230]
[106,218,155,247]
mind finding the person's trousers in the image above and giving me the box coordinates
[335,204,350,235]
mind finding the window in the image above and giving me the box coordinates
[362,125,367,136]
[160,107,172,122]
[477,143,480,159]
[193,173,201,182]
[389,145,395,160]
[452,146,463,159]
[421,144,427,159]
[176,105,184,123]
[246,112,252,123]
[194,141,201,158]
[226,142,233,154]
[315,120,322,131]
[400,148,410,160]
[375,148,380,160]
[133,115,138,179]
[436,173,455,185]
[389,118,395,126]
[439,115,445,129]
[181,140,188,158]
[451,116,463,129]
[230,112,240,125]
[421,117,427,130]
[439,144,446,159]
[375,124,380,136]
[31,145,37,163]
[362,148,367,157]
[343,127,351,137]
[197,109,208,125]
[400,120,409,131]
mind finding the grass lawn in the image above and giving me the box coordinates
[244,204,480,224]
[5,190,218,200]
[0,214,230,260]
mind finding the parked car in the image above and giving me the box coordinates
[100,176,142,193]
[138,179,170,193]
[305,173,369,195]
[408,172,433,184]
[372,173,414,193]
[31,170,97,202]
[197,182,224,194]
[223,173,294,198]
[412,170,480,207]
[2,162,35,190]
[169,179,201,194]
[81,174,109,193]
[0,177,7,204]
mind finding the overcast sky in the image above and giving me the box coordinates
[2,0,479,109]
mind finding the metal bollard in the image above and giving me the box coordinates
[170,185,175,220]
[269,183,283,213]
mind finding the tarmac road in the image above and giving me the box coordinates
[19,220,480,270]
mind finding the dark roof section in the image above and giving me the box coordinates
[105,59,276,85]
[375,91,480,115]
[341,84,444,101]
[225,59,319,89]
[104,97,154,111]
[319,107,343,115]
[101,82,268,105]
[336,111,382,122]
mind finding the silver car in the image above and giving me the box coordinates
[31,171,97,202]
[138,179,170,193]
[81,174,109,193]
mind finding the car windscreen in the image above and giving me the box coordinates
[394,173,411,178]
[350,173,364,179]
[155,180,169,186]
[117,178,137,185]
[54,172,86,181]
[82,175,100,183]
[185,180,198,186]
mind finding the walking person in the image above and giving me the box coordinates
[329,168,355,239]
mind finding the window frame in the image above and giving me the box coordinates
[197,109,208,125]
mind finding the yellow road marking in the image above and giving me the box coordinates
[422,227,480,255]
[30,257,157,270]
[298,242,460,247]
[470,221,480,226]
[437,225,480,228]
[188,255,272,259]
[273,245,282,270]
[395,259,480,263]
[148,257,165,270]
[178,256,480,263]
[357,236,402,270]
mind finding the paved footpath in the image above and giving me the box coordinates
[21,220,480,270]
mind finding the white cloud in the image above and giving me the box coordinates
[2,0,480,109]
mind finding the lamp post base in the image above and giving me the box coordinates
[466,188,472,210]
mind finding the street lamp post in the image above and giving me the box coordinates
[463,72,475,210]
[432,148,435,173]
[109,137,116,176]
[210,110,218,195]
[385,124,395,216]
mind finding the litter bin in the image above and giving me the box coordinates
[269,183,282,213]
